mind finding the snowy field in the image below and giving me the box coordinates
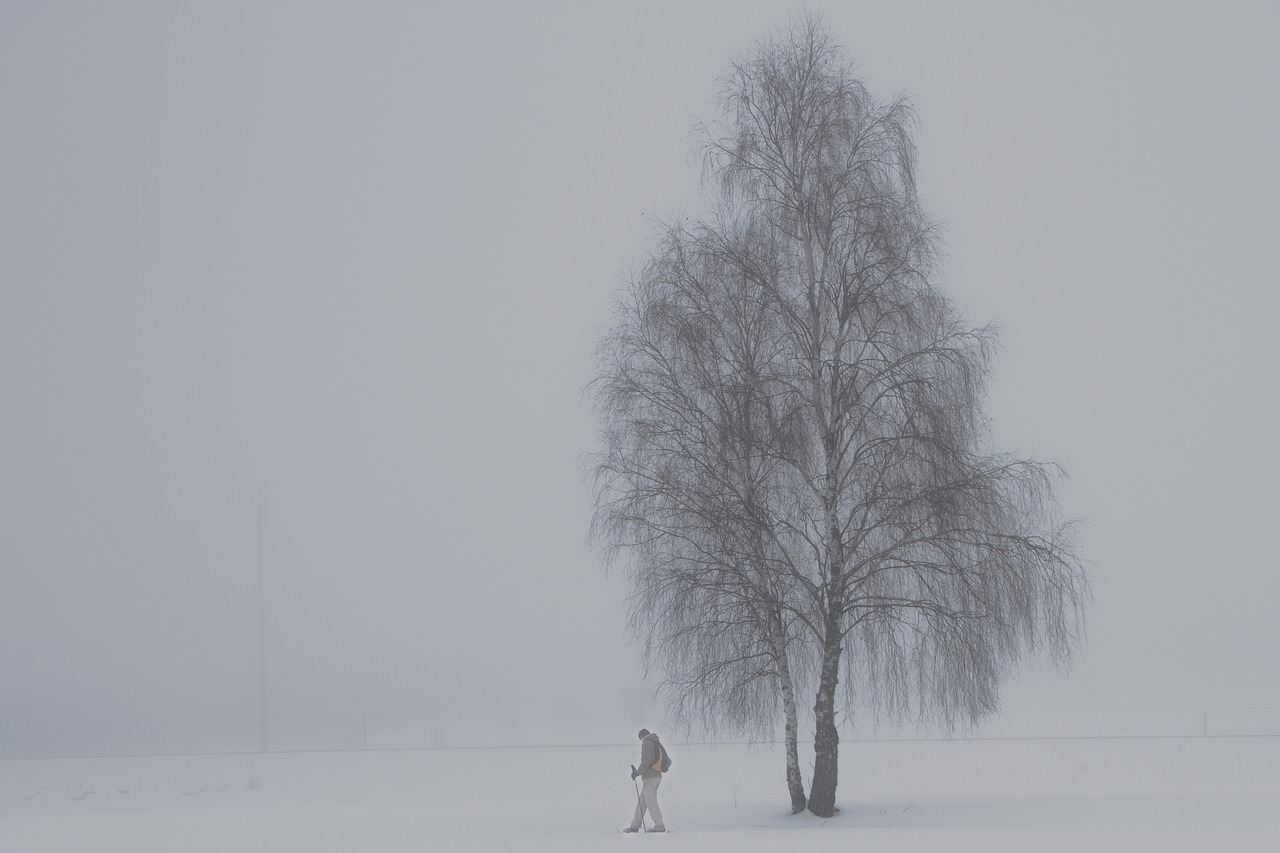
[3,733,1278,852]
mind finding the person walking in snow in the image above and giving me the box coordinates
[624,728,669,833]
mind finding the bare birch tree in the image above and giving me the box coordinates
[592,15,1088,819]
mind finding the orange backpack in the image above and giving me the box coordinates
[651,743,672,773]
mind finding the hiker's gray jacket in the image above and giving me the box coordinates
[639,733,664,779]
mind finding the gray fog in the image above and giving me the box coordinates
[2,2,1277,757]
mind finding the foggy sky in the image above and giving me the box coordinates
[2,1,1277,757]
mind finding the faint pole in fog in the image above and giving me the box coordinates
[256,490,269,753]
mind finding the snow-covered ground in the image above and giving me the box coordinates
[3,734,1277,851]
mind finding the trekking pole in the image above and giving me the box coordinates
[632,767,647,833]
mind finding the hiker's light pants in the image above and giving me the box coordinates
[630,775,664,830]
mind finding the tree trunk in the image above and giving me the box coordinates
[807,624,843,817]
[782,675,807,814]
[769,607,807,814]
[808,410,845,817]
